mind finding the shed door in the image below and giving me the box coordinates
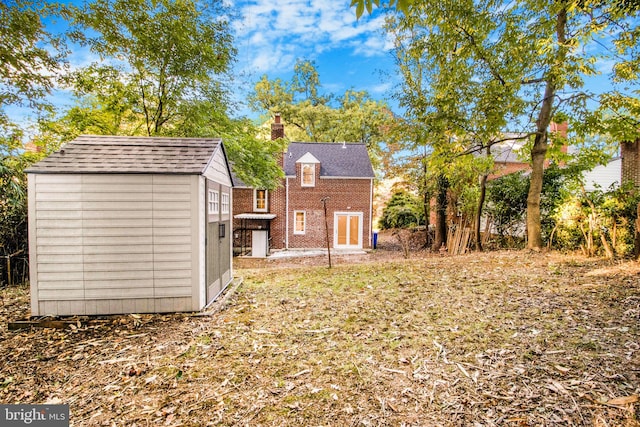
[206,221,221,302]
[334,213,363,249]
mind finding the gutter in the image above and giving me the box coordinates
[285,176,290,249]
[369,178,374,248]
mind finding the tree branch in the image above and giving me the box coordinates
[454,24,506,86]
[456,132,536,158]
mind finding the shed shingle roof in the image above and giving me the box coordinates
[284,142,374,178]
[26,135,223,174]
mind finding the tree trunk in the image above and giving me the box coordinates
[422,159,431,248]
[423,190,431,248]
[433,174,449,251]
[475,146,490,251]
[526,8,567,250]
[475,173,488,251]
[600,231,614,259]
[527,128,548,250]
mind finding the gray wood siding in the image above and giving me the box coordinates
[29,173,201,316]
[203,147,232,187]
[204,178,232,306]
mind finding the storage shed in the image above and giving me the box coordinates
[26,135,233,316]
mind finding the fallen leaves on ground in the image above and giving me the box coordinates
[1,250,640,426]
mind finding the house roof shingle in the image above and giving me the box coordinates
[26,135,223,174]
[489,134,527,163]
[284,142,374,178]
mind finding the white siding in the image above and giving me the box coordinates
[583,158,621,192]
[203,147,232,187]
[29,173,201,316]
[197,177,206,309]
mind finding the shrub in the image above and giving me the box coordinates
[485,171,529,245]
[550,183,640,257]
[379,191,425,230]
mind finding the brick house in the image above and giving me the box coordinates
[486,133,530,180]
[621,139,640,187]
[233,117,375,256]
[487,123,569,180]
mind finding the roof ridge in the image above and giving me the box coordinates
[76,134,221,141]
[289,141,367,145]
[28,135,223,174]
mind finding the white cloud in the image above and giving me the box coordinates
[369,81,392,94]
[595,58,616,75]
[352,28,393,57]
[234,0,389,75]
[66,45,103,72]
[250,47,296,73]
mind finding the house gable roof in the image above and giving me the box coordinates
[296,152,320,164]
[26,135,225,175]
[284,142,374,178]
[488,134,527,163]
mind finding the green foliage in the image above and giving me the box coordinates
[0,157,28,286]
[383,1,529,239]
[485,172,529,244]
[379,191,425,229]
[70,0,235,136]
[0,0,69,285]
[350,0,412,18]
[0,124,46,286]
[377,0,639,249]
[485,164,569,247]
[211,118,286,190]
[249,59,393,168]
[39,100,285,190]
[550,183,640,257]
[63,64,146,135]
[539,164,570,243]
[0,0,68,120]
[486,162,640,257]
[32,0,280,189]
[573,0,640,143]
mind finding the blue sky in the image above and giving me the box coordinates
[10,0,630,131]
[230,0,395,103]
[5,0,396,127]
[227,0,634,127]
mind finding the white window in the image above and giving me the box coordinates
[301,164,315,187]
[208,190,219,214]
[294,211,306,234]
[221,192,230,214]
[254,189,267,212]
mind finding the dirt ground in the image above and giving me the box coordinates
[1,235,640,426]
[234,228,430,269]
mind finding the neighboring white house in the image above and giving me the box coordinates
[26,135,234,316]
[582,157,622,192]
[489,131,622,192]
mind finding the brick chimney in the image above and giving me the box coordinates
[24,140,43,153]
[550,121,568,154]
[271,114,284,141]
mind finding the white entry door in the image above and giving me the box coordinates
[252,230,268,257]
[334,212,363,249]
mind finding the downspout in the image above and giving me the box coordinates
[369,178,374,248]
[285,177,290,249]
